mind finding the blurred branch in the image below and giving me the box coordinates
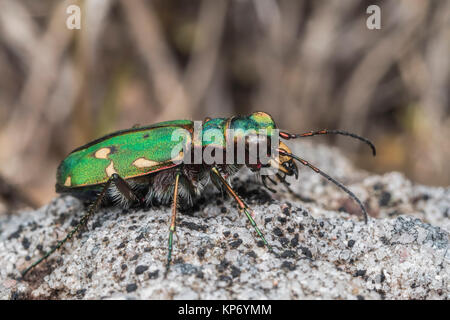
[0,173,37,213]
[253,0,302,124]
[338,1,428,140]
[0,0,74,183]
[0,0,39,64]
[121,0,227,122]
[0,0,448,206]
[183,0,227,117]
[121,0,191,120]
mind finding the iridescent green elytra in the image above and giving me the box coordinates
[56,120,193,189]
[22,111,376,279]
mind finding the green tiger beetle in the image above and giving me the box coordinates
[21,111,376,278]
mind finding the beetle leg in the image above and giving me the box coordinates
[276,173,291,187]
[21,175,115,278]
[165,171,181,278]
[266,175,279,191]
[276,172,288,183]
[267,175,277,185]
[110,174,144,206]
[210,167,272,251]
[261,176,277,193]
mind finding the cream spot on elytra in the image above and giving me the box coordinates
[132,157,159,168]
[64,176,71,187]
[95,147,111,159]
[106,161,117,177]
[172,151,184,162]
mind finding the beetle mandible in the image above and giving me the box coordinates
[22,111,376,277]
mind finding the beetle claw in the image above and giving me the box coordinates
[276,173,291,187]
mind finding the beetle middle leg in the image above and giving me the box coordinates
[210,167,272,251]
[165,171,181,277]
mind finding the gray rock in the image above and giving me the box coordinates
[0,141,448,299]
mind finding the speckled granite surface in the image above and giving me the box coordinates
[0,141,448,299]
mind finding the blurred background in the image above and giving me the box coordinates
[0,0,448,210]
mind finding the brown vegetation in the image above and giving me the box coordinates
[0,0,448,207]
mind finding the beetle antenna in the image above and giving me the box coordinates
[278,149,368,224]
[280,130,376,156]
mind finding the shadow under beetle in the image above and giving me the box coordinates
[22,112,376,278]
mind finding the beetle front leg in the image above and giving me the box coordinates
[210,167,272,251]
[164,171,181,278]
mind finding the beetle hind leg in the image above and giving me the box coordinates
[22,175,117,278]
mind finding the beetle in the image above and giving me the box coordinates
[21,111,376,277]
